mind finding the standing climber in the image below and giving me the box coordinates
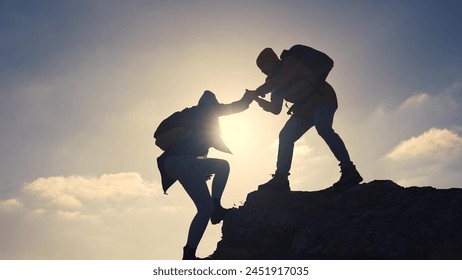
[246,45,362,191]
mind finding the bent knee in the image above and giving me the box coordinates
[216,159,230,173]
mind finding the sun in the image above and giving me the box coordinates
[219,114,256,153]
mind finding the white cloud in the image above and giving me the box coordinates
[399,92,430,109]
[269,137,314,156]
[24,172,158,204]
[355,82,462,188]
[0,199,23,210]
[386,128,462,161]
[399,93,430,110]
[52,194,82,208]
[267,136,339,190]
[398,86,460,119]
[0,172,211,259]
[295,140,314,156]
[16,172,166,221]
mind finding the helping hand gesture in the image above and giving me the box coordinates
[242,89,258,105]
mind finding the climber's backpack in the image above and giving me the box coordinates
[280,44,334,82]
[154,107,194,150]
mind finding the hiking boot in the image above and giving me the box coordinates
[258,172,291,191]
[210,207,230,225]
[182,244,198,260]
[210,201,230,225]
[182,244,213,260]
[332,164,363,188]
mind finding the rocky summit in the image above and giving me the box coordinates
[212,180,462,259]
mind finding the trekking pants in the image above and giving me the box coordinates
[163,155,230,248]
[277,103,352,173]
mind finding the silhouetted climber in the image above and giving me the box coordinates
[155,90,253,260]
[246,45,362,191]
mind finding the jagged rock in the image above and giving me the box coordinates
[212,180,462,259]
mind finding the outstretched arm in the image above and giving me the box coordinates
[253,91,284,115]
[216,91,254,116]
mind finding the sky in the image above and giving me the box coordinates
[0,0,461,260]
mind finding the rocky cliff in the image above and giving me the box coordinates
[212,180,462,259]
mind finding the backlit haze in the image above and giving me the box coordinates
[1,0,461,259]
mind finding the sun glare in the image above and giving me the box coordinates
[219,115,256,152]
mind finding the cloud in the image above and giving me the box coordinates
[386,127,462,161]
[0,172,202,259]
[1,172,163,221]
[294,139,315,157]
[24,172,157,206]
[354,82,462,188]
[398,92,430,109]
[0,199,23,210]
[398,85,460,118]
[51,194,82,208]
[269,137,314,156]
[268,135,338,190]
